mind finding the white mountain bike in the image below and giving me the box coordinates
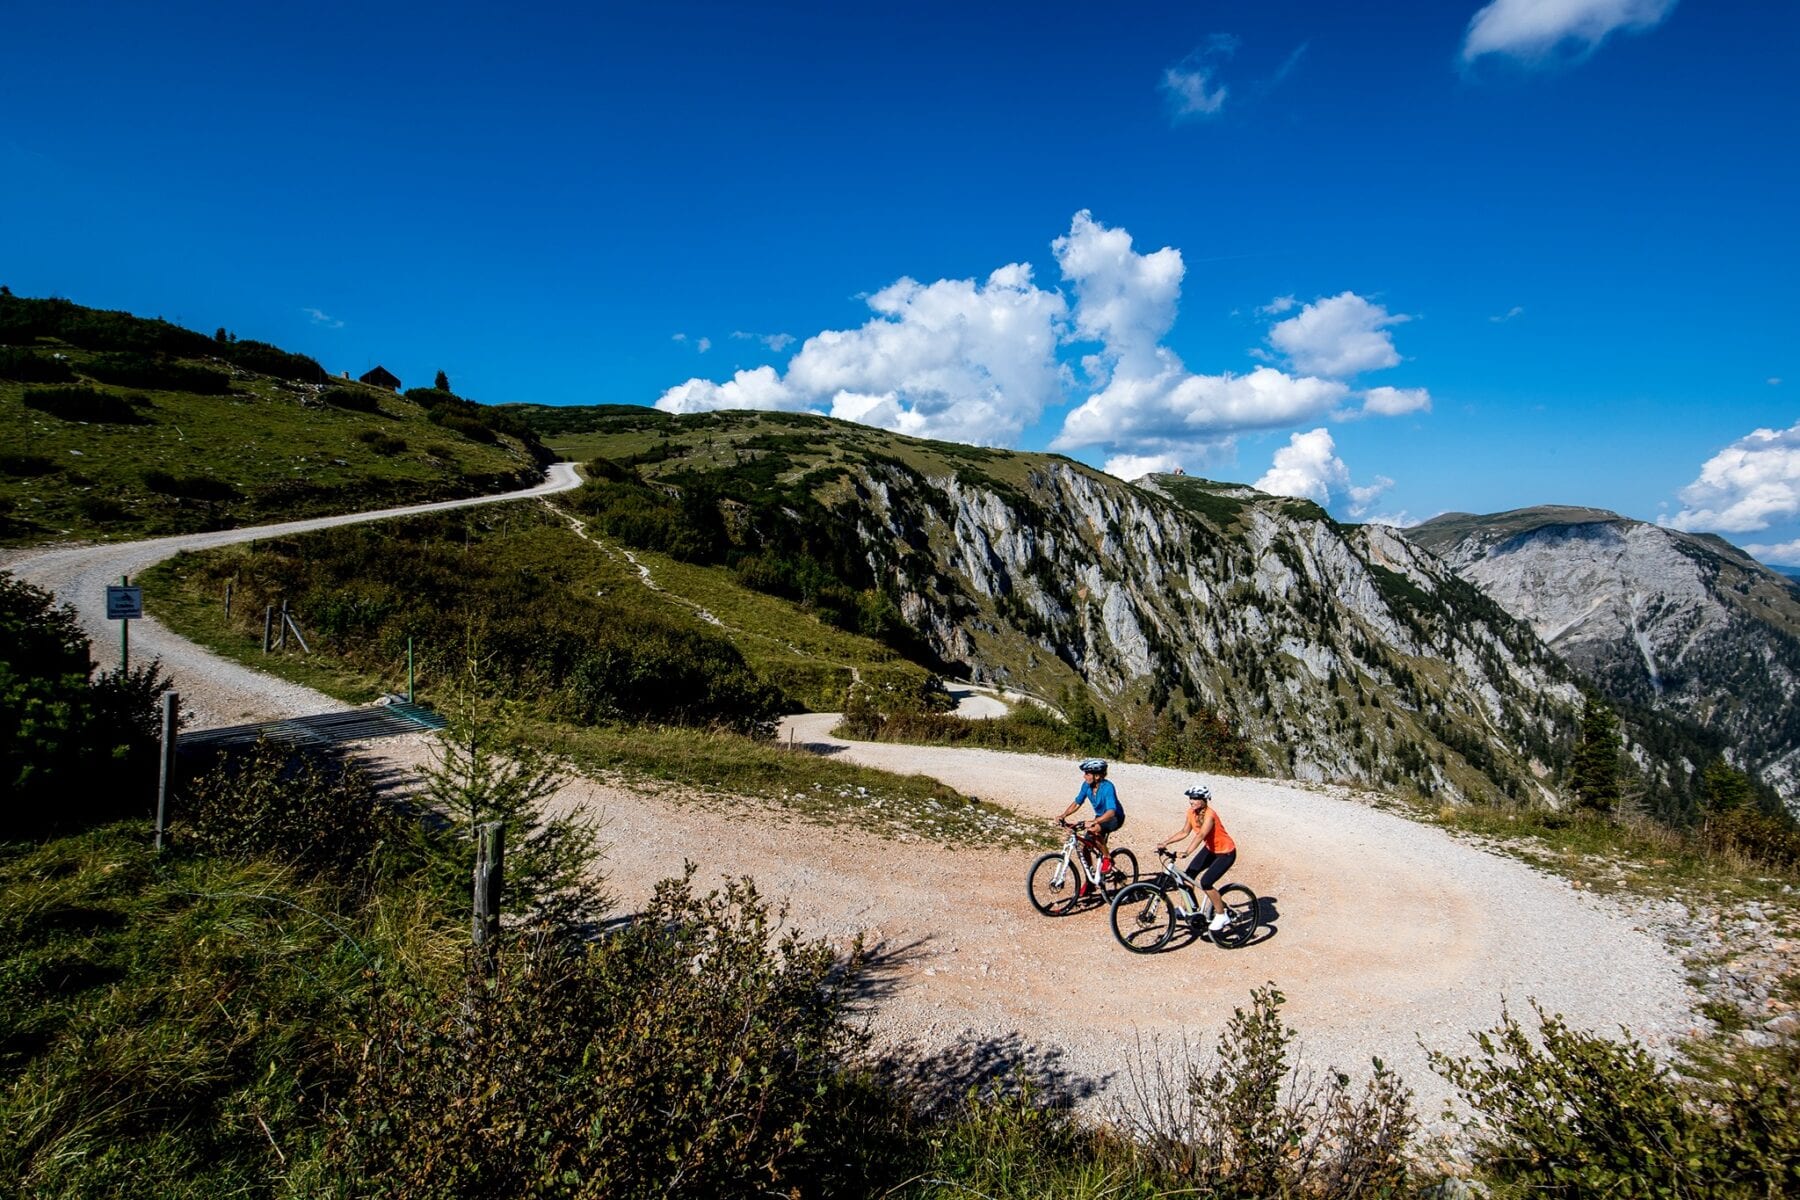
[1109,848,1257,951]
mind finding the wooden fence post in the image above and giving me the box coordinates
[472,821,504,975]
[155,691,178,851]
[262,606,274,653]
[224,579,233,620]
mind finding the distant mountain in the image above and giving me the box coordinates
[1405,506,1800,810]
[522,407,1590,806]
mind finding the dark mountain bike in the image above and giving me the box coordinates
[1026,820,1138,915]
[1109,848,1257,951]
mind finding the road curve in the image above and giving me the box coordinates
[2,462,581,727]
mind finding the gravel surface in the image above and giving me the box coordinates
[1,464,580,728]
[3,467,1708,1129]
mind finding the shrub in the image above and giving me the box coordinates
[81,351,231,394]
[226,338,324,383]
[324,387,381,413]
[1432,1002,1800,1198]
[354,429,407,455]
[1,572,171,836]
[322,872,891,1198]
[0,453,58,477]
[141,469,239,501]
[74,493,130,523]
[0,347,74,383]
[180,740,410,883]
[1122,984,1415,1198]
[20,385,145,423]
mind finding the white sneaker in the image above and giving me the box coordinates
[1209,912,1230,932]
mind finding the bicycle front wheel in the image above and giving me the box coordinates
[1027,852,1082,916]
[1110,881,1175,953]
[1211,883,1259,948]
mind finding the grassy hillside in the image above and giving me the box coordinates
[0,292,547,546]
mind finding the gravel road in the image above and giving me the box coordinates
[3,465,1704,1126]
[1,463,580,727]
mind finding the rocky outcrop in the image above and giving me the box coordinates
[845,461,1582,805]
[1407,508,1800,809]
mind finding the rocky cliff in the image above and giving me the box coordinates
[538,409,1595,805]
[1406,507,1800,808]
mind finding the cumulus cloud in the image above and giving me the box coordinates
[1745,540,1800,567]
[1267,292,1409,377]
[303,307,343,329]
[1253,428,1394,517]
[1462,0,1678,63]
[1259,295,1298,316]
[1160,34,1238,121]
[1664,421,1800,533]
[1359,385,1432,418]
[1103,452,1185,482]
[657,263,1068,446]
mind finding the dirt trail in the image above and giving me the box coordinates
[3,472,1701,1121]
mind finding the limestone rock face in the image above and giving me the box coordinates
[839,463,1581,805]
[1407,507,1800,809]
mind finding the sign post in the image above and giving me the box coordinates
[106,576,143,672]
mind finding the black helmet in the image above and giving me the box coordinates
[1078,757,1108,775]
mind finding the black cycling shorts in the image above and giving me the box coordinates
[1185,847,1235,889]
[1093,809,1123,834]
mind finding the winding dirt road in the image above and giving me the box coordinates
[2,466,1701,1121]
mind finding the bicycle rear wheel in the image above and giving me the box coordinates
[1110,881,1176,953]
[1027,852,1082,916]
[1211,883,1258,948]
[1103,848,1138,894]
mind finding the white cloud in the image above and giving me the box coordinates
[1359,385,1433,418]
[1489,305,1525,323]
[1253,428,1393,517]
[1770,377,1783,387]
[1259,295,1298,316]
[1056,361,1349,451]
[303,307,343,329]
[1102,452,1184,481]
[1745,540,1800,567]
[1462,0,1678,63]
[656,263,1068,446]
[1161,34,1239,121]
[1360,510,1420,529]
[1664,420,1800,533]
[1267,292,1409,377]
[732,330,796,351]
[697,336,712,353]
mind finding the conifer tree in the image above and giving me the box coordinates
[1571,695,1622,811]
[434,369,451,393]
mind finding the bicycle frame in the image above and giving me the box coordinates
[1048,825,1107,890]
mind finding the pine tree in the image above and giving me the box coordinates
[1571,695,1622,811]
[1699,759,1754,813]
[434,369,451,393]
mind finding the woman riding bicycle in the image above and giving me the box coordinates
[1057,757,1123,874]
[1157,784,1236,933]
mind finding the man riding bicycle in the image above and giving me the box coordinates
[1157,784,1236,933]
[1057,757,1124,875]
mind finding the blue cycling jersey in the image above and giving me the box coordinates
[1074,778,1120,819]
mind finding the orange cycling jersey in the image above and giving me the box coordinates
[1200,809,1236,854]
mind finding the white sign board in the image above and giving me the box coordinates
[106,586,143,620]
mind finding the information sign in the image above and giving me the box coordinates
[106,585,143,621]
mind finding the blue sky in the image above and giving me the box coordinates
[4,1,1797,560]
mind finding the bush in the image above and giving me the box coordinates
[141,469,240,502]
[81,351,231,394]
[355,429,407,455]
[322,872,893,1198]
[1123,984,1414,1198]
[1,572,171,836]
[1432,1002,1800,1198]
[0,453,58,477]
[0,347,74,383]
[20,385,145,423]
[180,741,410,884]
[323,387,381,413]
[225,338,324,383]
